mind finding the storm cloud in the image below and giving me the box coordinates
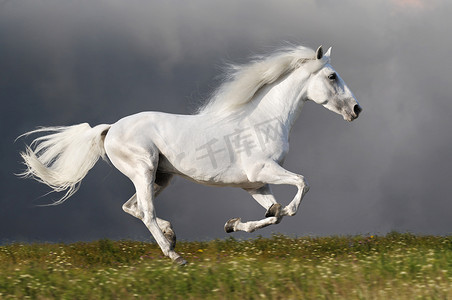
[1,0,451,243]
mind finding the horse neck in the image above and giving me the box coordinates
[252,69,310,131]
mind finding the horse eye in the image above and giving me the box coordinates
[328,73,337,81]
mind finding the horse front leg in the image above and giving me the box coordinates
[224,184,282,233]
[250,161,310,217]
[224,215,281,233]
[250,185,284,219]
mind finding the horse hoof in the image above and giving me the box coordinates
[224,218,241,233]
[174,257,188,266]
[265,203,282,218]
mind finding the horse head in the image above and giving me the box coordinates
[306,46,362,122]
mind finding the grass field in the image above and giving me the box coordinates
[0,232,451,299]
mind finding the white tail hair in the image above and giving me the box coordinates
[18,123,111,205]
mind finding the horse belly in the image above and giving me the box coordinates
[158,153,259,187]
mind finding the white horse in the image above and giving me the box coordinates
[19,45,361,265]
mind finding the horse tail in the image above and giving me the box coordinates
[18,123,111,205]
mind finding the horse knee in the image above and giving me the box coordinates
[285,209,297,217]
[298,175,310,193]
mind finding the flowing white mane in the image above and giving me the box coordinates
[197,45,317,116]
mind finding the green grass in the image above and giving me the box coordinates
[0,232,451,299]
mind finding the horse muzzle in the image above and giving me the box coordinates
[348,104,362,121]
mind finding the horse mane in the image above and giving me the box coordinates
[197,45,317,116]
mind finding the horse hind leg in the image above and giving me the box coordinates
[122,171,173,218]
[156,218,176,249]
[106,139,185,265]
[122,194,141,219]
[122,195,177,249]
[122,172,177,248]
[132,165,186,265]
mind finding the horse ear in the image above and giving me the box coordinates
[325,47,332,58]
[316,45,323,60]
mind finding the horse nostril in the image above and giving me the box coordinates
[353,104,362,117]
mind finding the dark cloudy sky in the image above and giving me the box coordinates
[1,0,451,243]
